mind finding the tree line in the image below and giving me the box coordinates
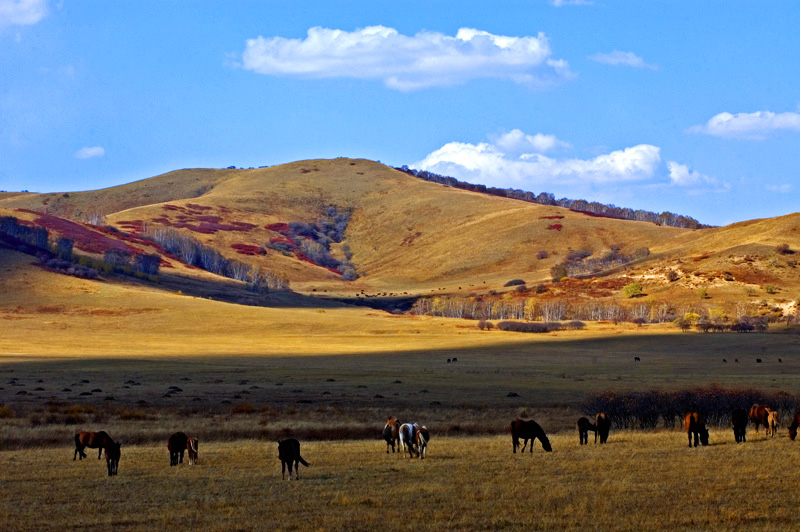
[398,166,708,229]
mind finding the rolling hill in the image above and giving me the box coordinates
[2,157,799,320]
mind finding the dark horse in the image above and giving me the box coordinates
[788,410,800,440]
[749,404,771,436]
[576,417,596,445]
[510,419,552,453]
[732,408,748,443]
[684,412,709,448]
[74,431,120,476]
[168,432,198,466]
[595,412,611,444]
[278,438,309,480]
[383,417,401,454]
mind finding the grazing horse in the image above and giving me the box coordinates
[104,442,121,476]
[187,436,199,465]
[510,419,552,453]
[415,425,430,459]
[788,410,800,440]
[278,438,309,480]
[767,410,779,437]
[732,408,748,443]
[576,417,596,445]
[749,404,772,436]
[383,417,401,454]
[684,412,709,447]
[595,412,611,444]
[399,423,419,458]
[168,432,188,466]
[74,431,117,461]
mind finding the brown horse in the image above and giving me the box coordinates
[788,410,800,440]
[278,438,309,480]
[595,412,611,444]
[576,417,596,445]
[684,412,709,447]
[383,417,401,454]
[168,432,193,466]
[732,408,748,443]
[74,431,118,461]
[416,425,430,459]
[767,411,779,437]
[187,436,199,465]
[510,419,552,453]
[105,442,121,476]
[749,404,772,436]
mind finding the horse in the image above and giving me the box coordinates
[576,417,596,445]
[187,436,199,465]
[415,425,430,459]
[383,417,401,454]
[510,419,552,453]
[684,412,709,447]
[278,438,309,480]
[168,432,188,466]
[74,431,118,461]
[399,423,419,458]
[595,412,611,444]
[788,410,800,440]
[767,410,779,437]
[732,408,748,443]
[749,404,772,436]
[105,442,121,476]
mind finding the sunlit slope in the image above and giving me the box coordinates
[99,159,690,291]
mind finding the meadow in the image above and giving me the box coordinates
[3,431,800,531]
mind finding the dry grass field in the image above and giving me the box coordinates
[3,432,800,531]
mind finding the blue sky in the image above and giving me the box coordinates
[1,1,798,225]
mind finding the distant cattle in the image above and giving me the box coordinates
[684,412,709,447]
[278,438,309,480]
[510,419,552,453]
[576,417,596,445]
[595,412,611,444]
[749,404,772,436]
[732,409,748,443]
[634,357,640,362]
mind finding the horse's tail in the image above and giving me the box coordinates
[297,455,309,467]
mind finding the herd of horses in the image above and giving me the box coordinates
[71,405,800,478]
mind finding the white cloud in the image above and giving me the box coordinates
[493,129,571,153]
[74,146,105,159]
[549,0,593,5]
[765,183,793,193]
[414,134,661,187]
[688,110,800,139]
[666,161,728,193]
[589,50,658,70]
[240,26,573,91]
[0,0,48,28]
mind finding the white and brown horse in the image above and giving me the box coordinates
[399,422,429,458]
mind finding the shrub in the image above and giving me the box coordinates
[623,283,643,298]
[537,250,549,260]
[776,243,793,255]
[56,237,73,261]
[104,249,132,267]
[477,319,494,330]
[496,321,561,333]
[133,253,160,275]
[504,279,526,287]
[697,288,708,299]
[764,284,777,294]
[566,250,592,262]
[666,270,679,282]
[535,284,547,294]
[550,263,567,282]
[0,405,15,419]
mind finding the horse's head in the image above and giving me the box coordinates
[540,436,553,452]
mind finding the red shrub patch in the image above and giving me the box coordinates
[17,209,140,256]
[547,223,563,231]
[539,215,564,220]
[266,222,290,233]
[162,204,186,212]
[231,243,265,256]
[185,203,213,211]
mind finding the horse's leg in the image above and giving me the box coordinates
[688,431,692,447]
[512,436,518,453]
[98,447,103,460]
[281,460,286,480]
[294,459,299,480]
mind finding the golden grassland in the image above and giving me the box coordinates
[3,431,800,531]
